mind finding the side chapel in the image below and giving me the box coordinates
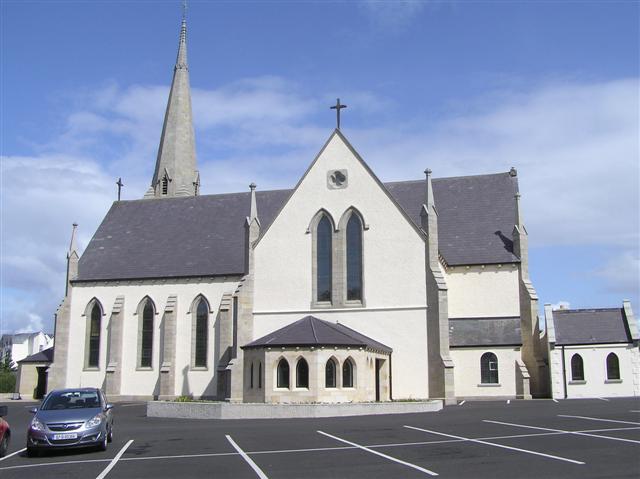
[47,15,549,404]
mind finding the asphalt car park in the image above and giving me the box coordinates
[0,397,638,478]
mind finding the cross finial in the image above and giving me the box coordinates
[330,98,347,130]
[116,177,124,201]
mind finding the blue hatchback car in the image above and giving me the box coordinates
[27,388,113,456]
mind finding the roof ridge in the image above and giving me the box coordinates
[309,317,319,342]
[313,317,365,344]
[556,308,622,313]
[265,317,308,344]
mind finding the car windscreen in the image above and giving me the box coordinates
[41,391,102,410]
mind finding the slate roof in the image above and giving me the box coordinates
[77,172,519,281]
[242,316,392,354]
[18,347,54,364]
[449,317,522,347]
[553,308,633,345]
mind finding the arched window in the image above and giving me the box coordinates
[571,354,584,381]
[325,358,337,388]
[316,215,333,302]
[342,357,355,388]
[296,358,309,388]
[161,176,168,195]
[606,353,620,380]
[139,299,155,368]
[481,352,499,384]
[193,298,209,368]
[258,361,262,389]
[277,358,290,388]
[346,214,363,301]
[250,362,254,388]
[86,301,102,368]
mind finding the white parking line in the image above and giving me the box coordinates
[0,448,26,462]
[552,399,559,403]
[597,398,610,402]
[485,420,640,445]
[226,435,269,479]
[558,415,640,426]
[506,400,511,404]
[459,400,466,406]
[318,430,438,476]
[96,439,134,479]
[404,425,585,465]
[631,410,640,413]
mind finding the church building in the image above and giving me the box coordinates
[47,16,549,404]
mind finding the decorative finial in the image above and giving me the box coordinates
[425,168,432,177]
[330,98,347,130]
[509,167,517,177]
[249,182,257,191]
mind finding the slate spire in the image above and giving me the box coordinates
[145,9,199,199]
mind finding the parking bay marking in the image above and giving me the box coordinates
[557,415,640,426]
[404,425,585,465]
[96,439,134,479]
[485,419,640,445]
[226,435,269,479]
[318,430,439,476]
[0,448,26,463]
[5,426,634,473]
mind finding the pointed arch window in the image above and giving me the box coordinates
[193,298,209,368]
[277,358,290,389]
[316,216,333,302]
[346,214,363,301]
[258,361,262,389]
[296,358,309,389]
[139,299,155,368]
[325,358,337,388]
[481,352,499,384]
[571,354,584,381]
[342,357,355,388]
[85,301,102,369]
[606,353,620,380]
[250,362,254,388]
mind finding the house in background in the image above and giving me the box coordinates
[544,300,640,399]
[0,332,53,370]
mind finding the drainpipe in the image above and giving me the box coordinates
[561,346,568,399]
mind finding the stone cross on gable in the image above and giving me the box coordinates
[116,177,124,201]
[330,98,347,130]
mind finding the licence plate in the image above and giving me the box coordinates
[52,433,78,440]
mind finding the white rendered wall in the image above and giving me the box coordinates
[446,265,520,318]
[254,133,427,312]
[253,133,428,399]
[549,344,639,399]
[66,278,239,398]
[450,347,521,398]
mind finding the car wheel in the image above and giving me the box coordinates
[26,446,39,458]
[97,434,108,452]
[0,435,8,457]
[107,426,113,443]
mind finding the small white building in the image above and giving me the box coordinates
[544,301,640,399]
[0,332,53,370]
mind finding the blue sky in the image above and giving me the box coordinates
[1,0,638,334]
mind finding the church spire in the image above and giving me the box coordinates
[145,5,199,199]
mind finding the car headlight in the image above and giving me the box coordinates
[31,418,45,431]
[85,414,103,428]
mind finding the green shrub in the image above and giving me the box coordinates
[0,371,16,393]
[175,395,193,402]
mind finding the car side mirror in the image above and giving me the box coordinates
[28,407,38,414]
[105,404,113,411]
[0,405,7,417]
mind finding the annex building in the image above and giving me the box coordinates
[43,15,637,404]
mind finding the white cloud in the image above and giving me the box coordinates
[15,313,45,334]
[593,250,640,295]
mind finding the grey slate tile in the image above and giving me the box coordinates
[553,308,632,345]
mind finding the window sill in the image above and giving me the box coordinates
[477,383,501,387]
[136,367,154,371]
[343,300,365,308]
[605,379,622,384]
[310,301,333,309]
[83,367,100,372]
[190,367,209,372]
[568,380,586,385]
